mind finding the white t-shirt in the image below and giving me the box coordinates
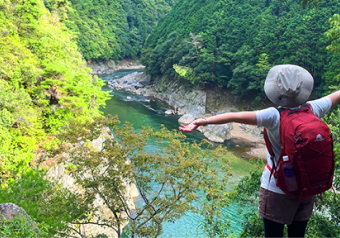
[256,96,332,194]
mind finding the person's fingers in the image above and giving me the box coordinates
[179,125,190,132]
[179,123,198,132]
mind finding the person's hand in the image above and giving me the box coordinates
[179,119,207,132]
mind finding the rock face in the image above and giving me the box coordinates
[108,74,206,116]
[152,76,206,116]
[0,203,40,234]
[197,123,234,143]
[45,129,139,238]
[87,59,145,75]
[108,72,150,91]
[107,73,266,159]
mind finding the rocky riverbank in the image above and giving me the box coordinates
[107,71,266,160]
[87,59,145,75]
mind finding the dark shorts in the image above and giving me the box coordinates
[258,188,315,225]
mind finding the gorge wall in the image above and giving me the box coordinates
[87,60,145,75]
[106,71,266,159]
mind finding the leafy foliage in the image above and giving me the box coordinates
[0,80,43,181]
[0,169,89,236]
[141,0,340,104]
[45,0,178,61]
[0,0,110,181]
[299,0,323,7]
[47,115,231,237]
[0,214,40,238]
[3,0,340,236]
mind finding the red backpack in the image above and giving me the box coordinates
[264,103,335,200]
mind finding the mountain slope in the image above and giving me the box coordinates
[141,0,340,103]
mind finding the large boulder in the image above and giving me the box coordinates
[178,114,196,125]
[179,114,233,143]
[0,203,40,234]
[198,124,233,143]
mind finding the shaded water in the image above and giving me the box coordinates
[99,70,258,237]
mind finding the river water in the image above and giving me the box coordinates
[99,70,258,237]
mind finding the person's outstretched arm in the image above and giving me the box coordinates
[328,90,340,107]
[179,111,257,132]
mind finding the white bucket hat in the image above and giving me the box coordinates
[264,64,314,107]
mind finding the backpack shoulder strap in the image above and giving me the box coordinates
[263,107,282,158]
[263,128,274,158]
[263,107,283,174]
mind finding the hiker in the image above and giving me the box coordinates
[179,64,339,237]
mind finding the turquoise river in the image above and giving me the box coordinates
[99,70,259,237]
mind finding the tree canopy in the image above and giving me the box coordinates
[141,0,340,104]
[0,0,109,183]
[44,0,178,62]
[2,0,340,236]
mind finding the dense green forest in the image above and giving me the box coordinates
[0,0,108,235]
[0,1,229,236]
[0,0,109,181]
[44,0,177,61]
[142,0,340,104]
[1,0,340,236]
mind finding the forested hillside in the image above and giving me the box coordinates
[0,0,178,185]
[0,1,230,236]
[142,0,340,104]
[44,0,177,61]
[0,0,109,181]
[0,0,111,235]
[1,0,340,236]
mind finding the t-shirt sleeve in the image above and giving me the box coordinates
[256,107,280,129]
[308,96,332,118]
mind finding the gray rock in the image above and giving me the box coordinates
[188,105,205,116]
[0,203,40,234]
[107,72,261,145]
[165,109,174,115]
[240,124,250,132]
[178,114,196,125]
[198,124,233,143]
[139,75,151,85]
[88,60,145,75]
